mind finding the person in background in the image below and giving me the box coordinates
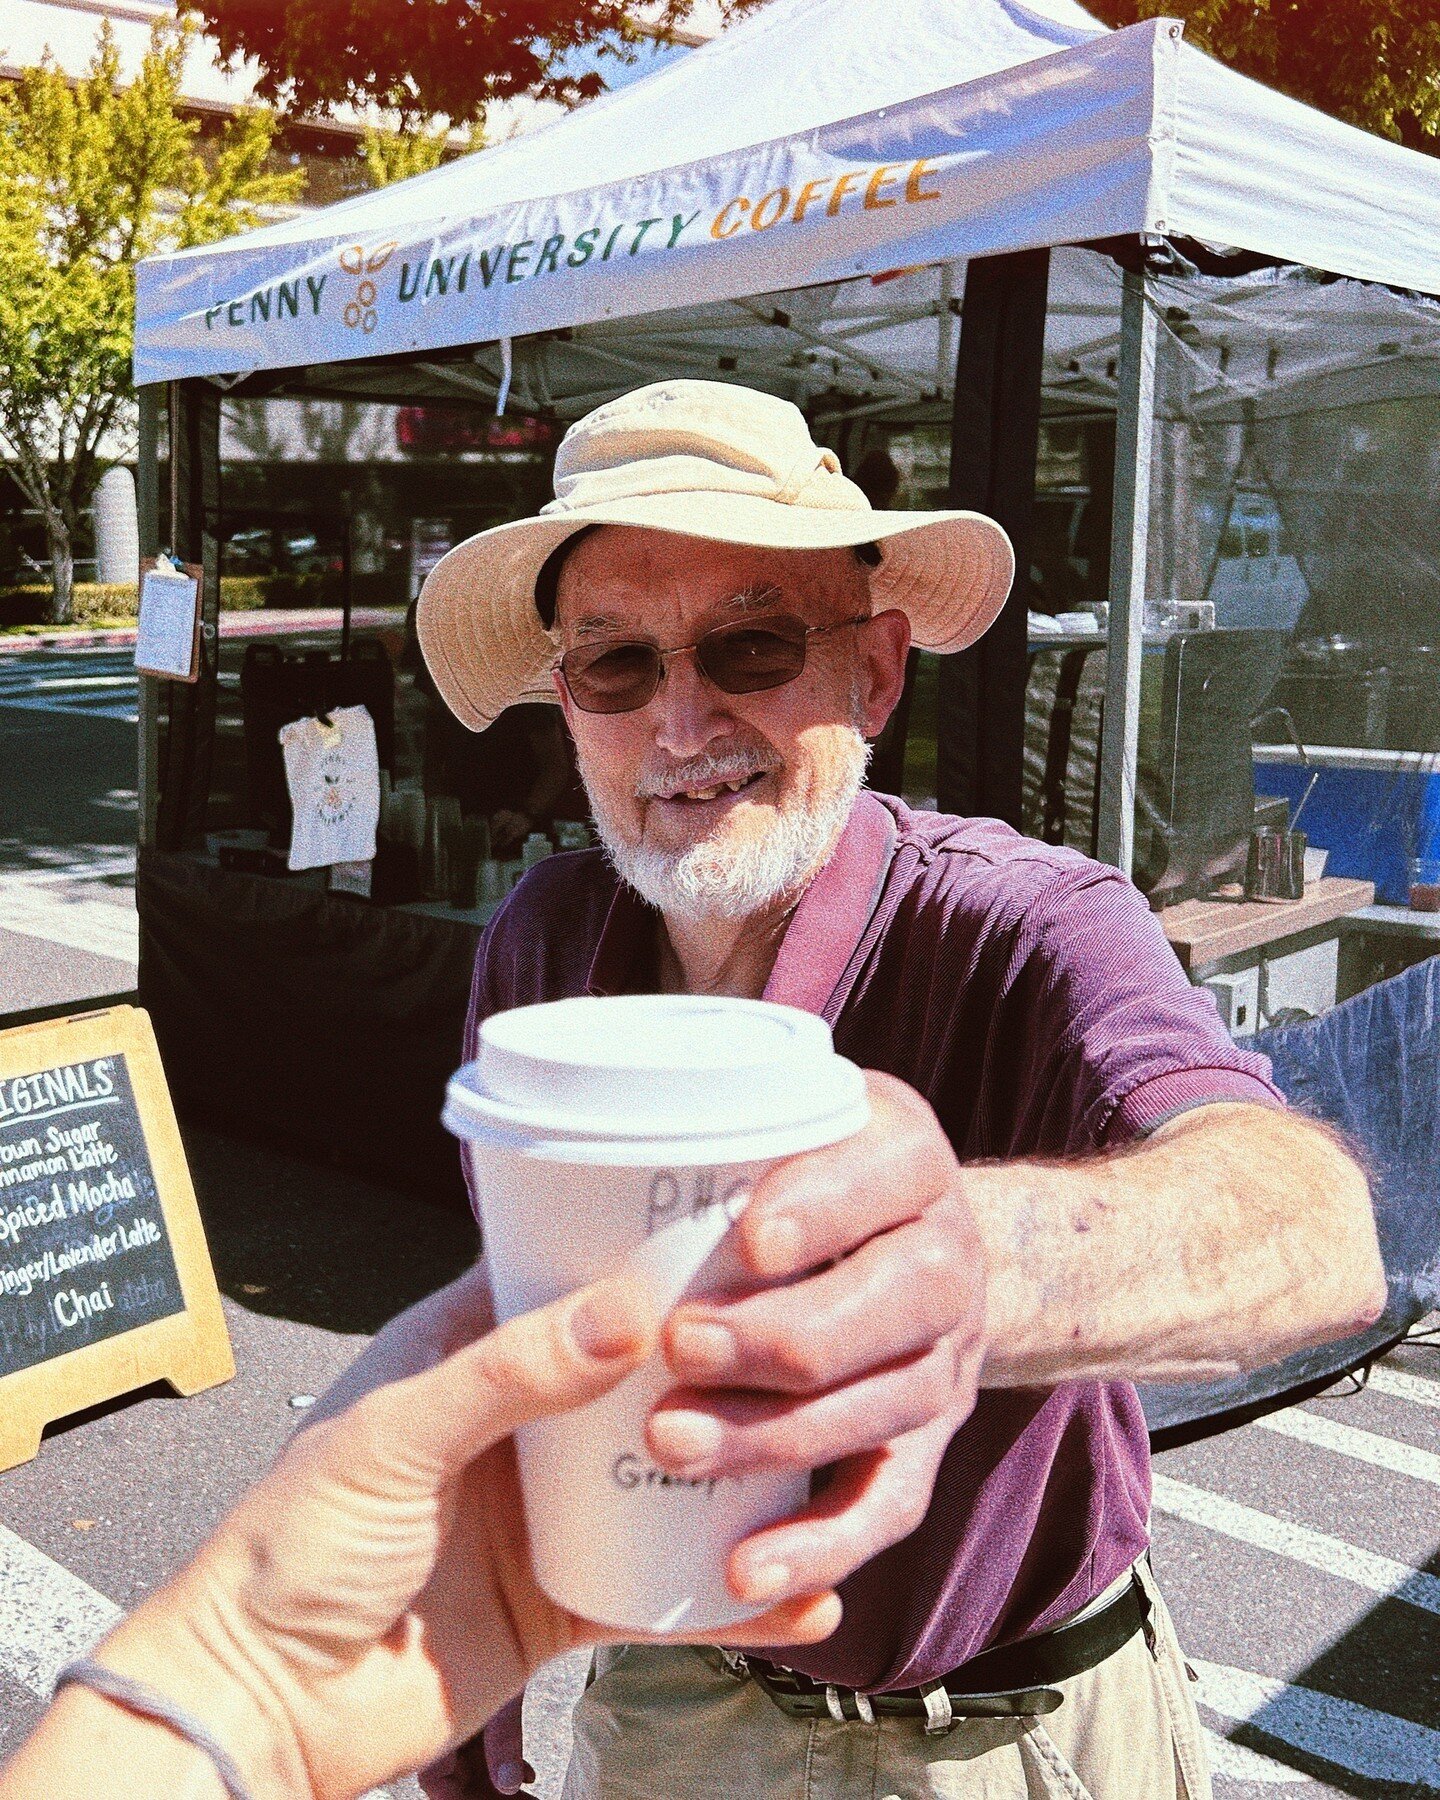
[465,702,582,856]
[0,1270,836,1800]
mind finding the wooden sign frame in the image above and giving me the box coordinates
[135,556,204,682]
[0,1006,233,1472]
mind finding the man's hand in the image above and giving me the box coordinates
[648,1071,990,1607]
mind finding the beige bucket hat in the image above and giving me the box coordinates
[417,379,1015,730]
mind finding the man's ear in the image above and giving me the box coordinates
[857,608,912,739]
[552,666,576,732]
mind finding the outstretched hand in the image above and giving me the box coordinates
[71,1272,840,1800]
[650,1069,990,1607]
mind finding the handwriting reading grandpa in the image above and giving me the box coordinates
[611,1451,725,1499]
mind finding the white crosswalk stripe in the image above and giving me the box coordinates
[1194,1658,1440,1785]
[1366,1363,1440,1410]
[0,1524,120,1697]
[1256,1404,1440,1485]
[1159,1365,1440,1790]
[0,655,138,723]
[1153,1472,1440,1614]
[0,875,138,963]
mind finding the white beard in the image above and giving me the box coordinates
[585,728,873,924]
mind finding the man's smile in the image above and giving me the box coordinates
[651,770,769,808]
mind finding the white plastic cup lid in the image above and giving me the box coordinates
[444,993,867,1151]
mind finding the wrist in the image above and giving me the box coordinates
[954,1162,1067,1386]
[93,1582,311,1800]
[968,1158,1128,1386]
[7,1683,230,1800]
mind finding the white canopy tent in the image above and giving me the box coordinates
[135,0,1440,391]
[130,0,1440,869]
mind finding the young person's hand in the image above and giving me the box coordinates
[1,1274,839,1800]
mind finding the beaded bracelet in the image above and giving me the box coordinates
[54,1658,256,1800]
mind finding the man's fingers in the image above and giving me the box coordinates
[664,1215,968,1393]
[647,1332,979,1480]
[736,1071,957,1278]
[724,1419,956,1604]
[324,1275,658,1493]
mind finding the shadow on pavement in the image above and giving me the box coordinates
[1218,1336,1440,1798]
[181,1117,478,1336]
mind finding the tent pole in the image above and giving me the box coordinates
[1096,267,1158,875]
[936,248,1050,822]
[136,385,162,852]
[155,379,222,852]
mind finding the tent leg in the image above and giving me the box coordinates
[136,385,162,853]
[936,248,1050,823]
[1096,268,1158,875]
[155,380,221,852]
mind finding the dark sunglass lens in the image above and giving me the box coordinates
[701,619,808,694]
[563,641,660,712]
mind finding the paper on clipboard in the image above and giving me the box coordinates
[135,557,202,681]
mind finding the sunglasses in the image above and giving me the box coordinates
[556,613,869,715]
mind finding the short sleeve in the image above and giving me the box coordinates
[1005,864,1285,1151]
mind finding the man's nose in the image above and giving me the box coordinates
[648,649,737,758]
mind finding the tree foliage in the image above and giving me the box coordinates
[0,19,300,622]
[360,119,463,188]
[1088,0,1440,153]
[184,0,706,128]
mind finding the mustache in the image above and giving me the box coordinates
[635,744,782,801]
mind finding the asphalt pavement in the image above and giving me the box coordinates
[0,646,140,1014]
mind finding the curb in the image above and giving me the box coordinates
[0,608,406,654]
[0,628,139,651]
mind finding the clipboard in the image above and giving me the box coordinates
[135,556,204,682]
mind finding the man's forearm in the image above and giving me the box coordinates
[972,1103,1387,1387]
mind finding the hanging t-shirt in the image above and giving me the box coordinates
[279,705,380,871]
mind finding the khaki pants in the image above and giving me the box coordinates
[561,1564,1211,1800]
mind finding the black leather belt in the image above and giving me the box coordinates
[745,1568,1152,1732]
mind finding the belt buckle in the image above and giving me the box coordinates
[748,1661,876,1726]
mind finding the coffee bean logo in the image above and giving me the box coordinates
[337,244,395,332]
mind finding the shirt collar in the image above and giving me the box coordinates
[584,791,898,1016]
[585,877,655,997]
[762,790,896,1017]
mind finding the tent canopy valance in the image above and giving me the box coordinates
[133,0,1440,395]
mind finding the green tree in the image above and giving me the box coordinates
[360,119,465,188]
[185,0,692,129]
[0,19,301,623]
[1088,0,1440,153]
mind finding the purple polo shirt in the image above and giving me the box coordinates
[462,791,1282,1689]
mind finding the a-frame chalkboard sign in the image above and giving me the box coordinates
[0,1005,233,1471]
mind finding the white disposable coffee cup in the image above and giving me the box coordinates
[443,993,869,1633]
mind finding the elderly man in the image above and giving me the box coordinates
[403,380,1384,1799]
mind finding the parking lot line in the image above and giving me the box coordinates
[1256,1406,1440,1485]
[0,1523,119,1697]
[1152,1474,1440,1613]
